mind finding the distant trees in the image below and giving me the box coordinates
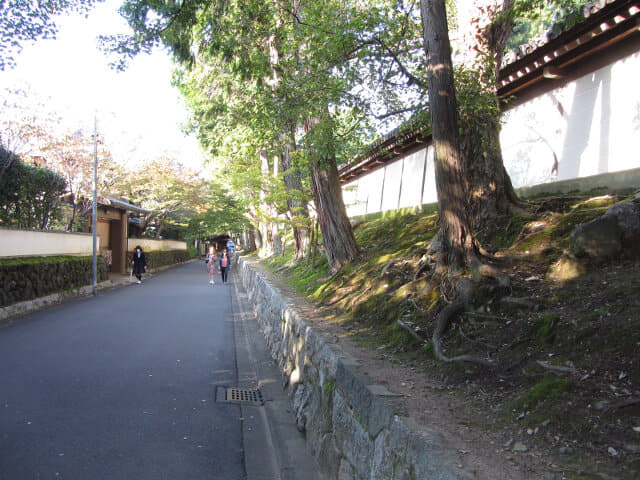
[38,129,126,232]
[0,146,66,229]
[117,156,204,239]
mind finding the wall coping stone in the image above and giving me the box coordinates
[238,256,474,480]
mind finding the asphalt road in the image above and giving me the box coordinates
[0,261,320,480]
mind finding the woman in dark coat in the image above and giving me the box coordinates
[131,245,147,284]
[218,249,231,284]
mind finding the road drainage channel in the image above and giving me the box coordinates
[216,386,264,406]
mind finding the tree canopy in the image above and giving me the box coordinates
[0,0,102,70]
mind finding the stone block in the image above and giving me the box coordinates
[403,418,474,480]
[570,215,622,259]
[338,459,357,480]
[370,430,395,480]
[605,202,640,253]
[335,361,394,438]
[333,391,374,479]
[316,433,341,479]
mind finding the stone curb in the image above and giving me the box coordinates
[238,257,474,480]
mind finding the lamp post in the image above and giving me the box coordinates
[91,113,98,295]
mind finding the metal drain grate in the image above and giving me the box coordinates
[217,387,264,406]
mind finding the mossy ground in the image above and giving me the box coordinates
[259,193,640,479]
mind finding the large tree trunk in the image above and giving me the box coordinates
[271,151,283,256]
[453,0,520,226]
[280,123,310,262]
[420,0,477,274]
[253,226,263,251]
[67,198,78,232]
[305,116,360,271]
[258,148,274,258]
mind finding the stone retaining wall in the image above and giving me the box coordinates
[239,258,473,480]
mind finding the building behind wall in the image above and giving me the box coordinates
[340,0,640,217]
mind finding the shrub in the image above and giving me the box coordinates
[125,249,190,270]
[0,255,108,307]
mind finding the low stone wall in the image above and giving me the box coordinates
[239,258,472,480]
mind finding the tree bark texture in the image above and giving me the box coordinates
[259,148,274,257]
[280,125,310,261]
[253,226,263,251]
[271,151,283,256]
[420,0,477,273]
[453,0,520,226]
[305,117,360,271]
[310,159,360,271]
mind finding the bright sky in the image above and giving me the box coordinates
[0,0,206,173]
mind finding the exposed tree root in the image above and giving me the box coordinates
[459,324,498,351]
[413,260,432,280]
[348,286,372,308]
[462,311,503,323]
[432,278,496,367]
[535,360,577,376]
[602,398,640,415]
[323,289,355,307]
[380,256,413,278]
[397,319,427,344]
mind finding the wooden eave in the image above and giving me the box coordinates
[497,0,640,100]
[338,0,640,185]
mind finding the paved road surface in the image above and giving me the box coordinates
[0,261,320,480]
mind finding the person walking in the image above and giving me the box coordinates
[131,245,147,284]
[205,245,218,285]
[226,237,235,262]
[218,249,231,284]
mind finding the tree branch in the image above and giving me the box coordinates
[374,36,428,90]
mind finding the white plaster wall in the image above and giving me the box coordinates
[380,160,403,212]
[344,51,640,216]
[0,228,96,257]
[399,149,427,209]
[422,146,438,205]
[342,180,363,217]
[501,51,640,188]
[128,238,187,252]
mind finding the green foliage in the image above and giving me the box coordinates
[186,181,251,241]
[0,0,102,70]
[103,0,415,247]
[0,150,67,229]
[455,67,502,157]
[508,0,586,50]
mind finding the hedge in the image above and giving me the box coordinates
[0,256,108,307]
[125,249,191,271]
